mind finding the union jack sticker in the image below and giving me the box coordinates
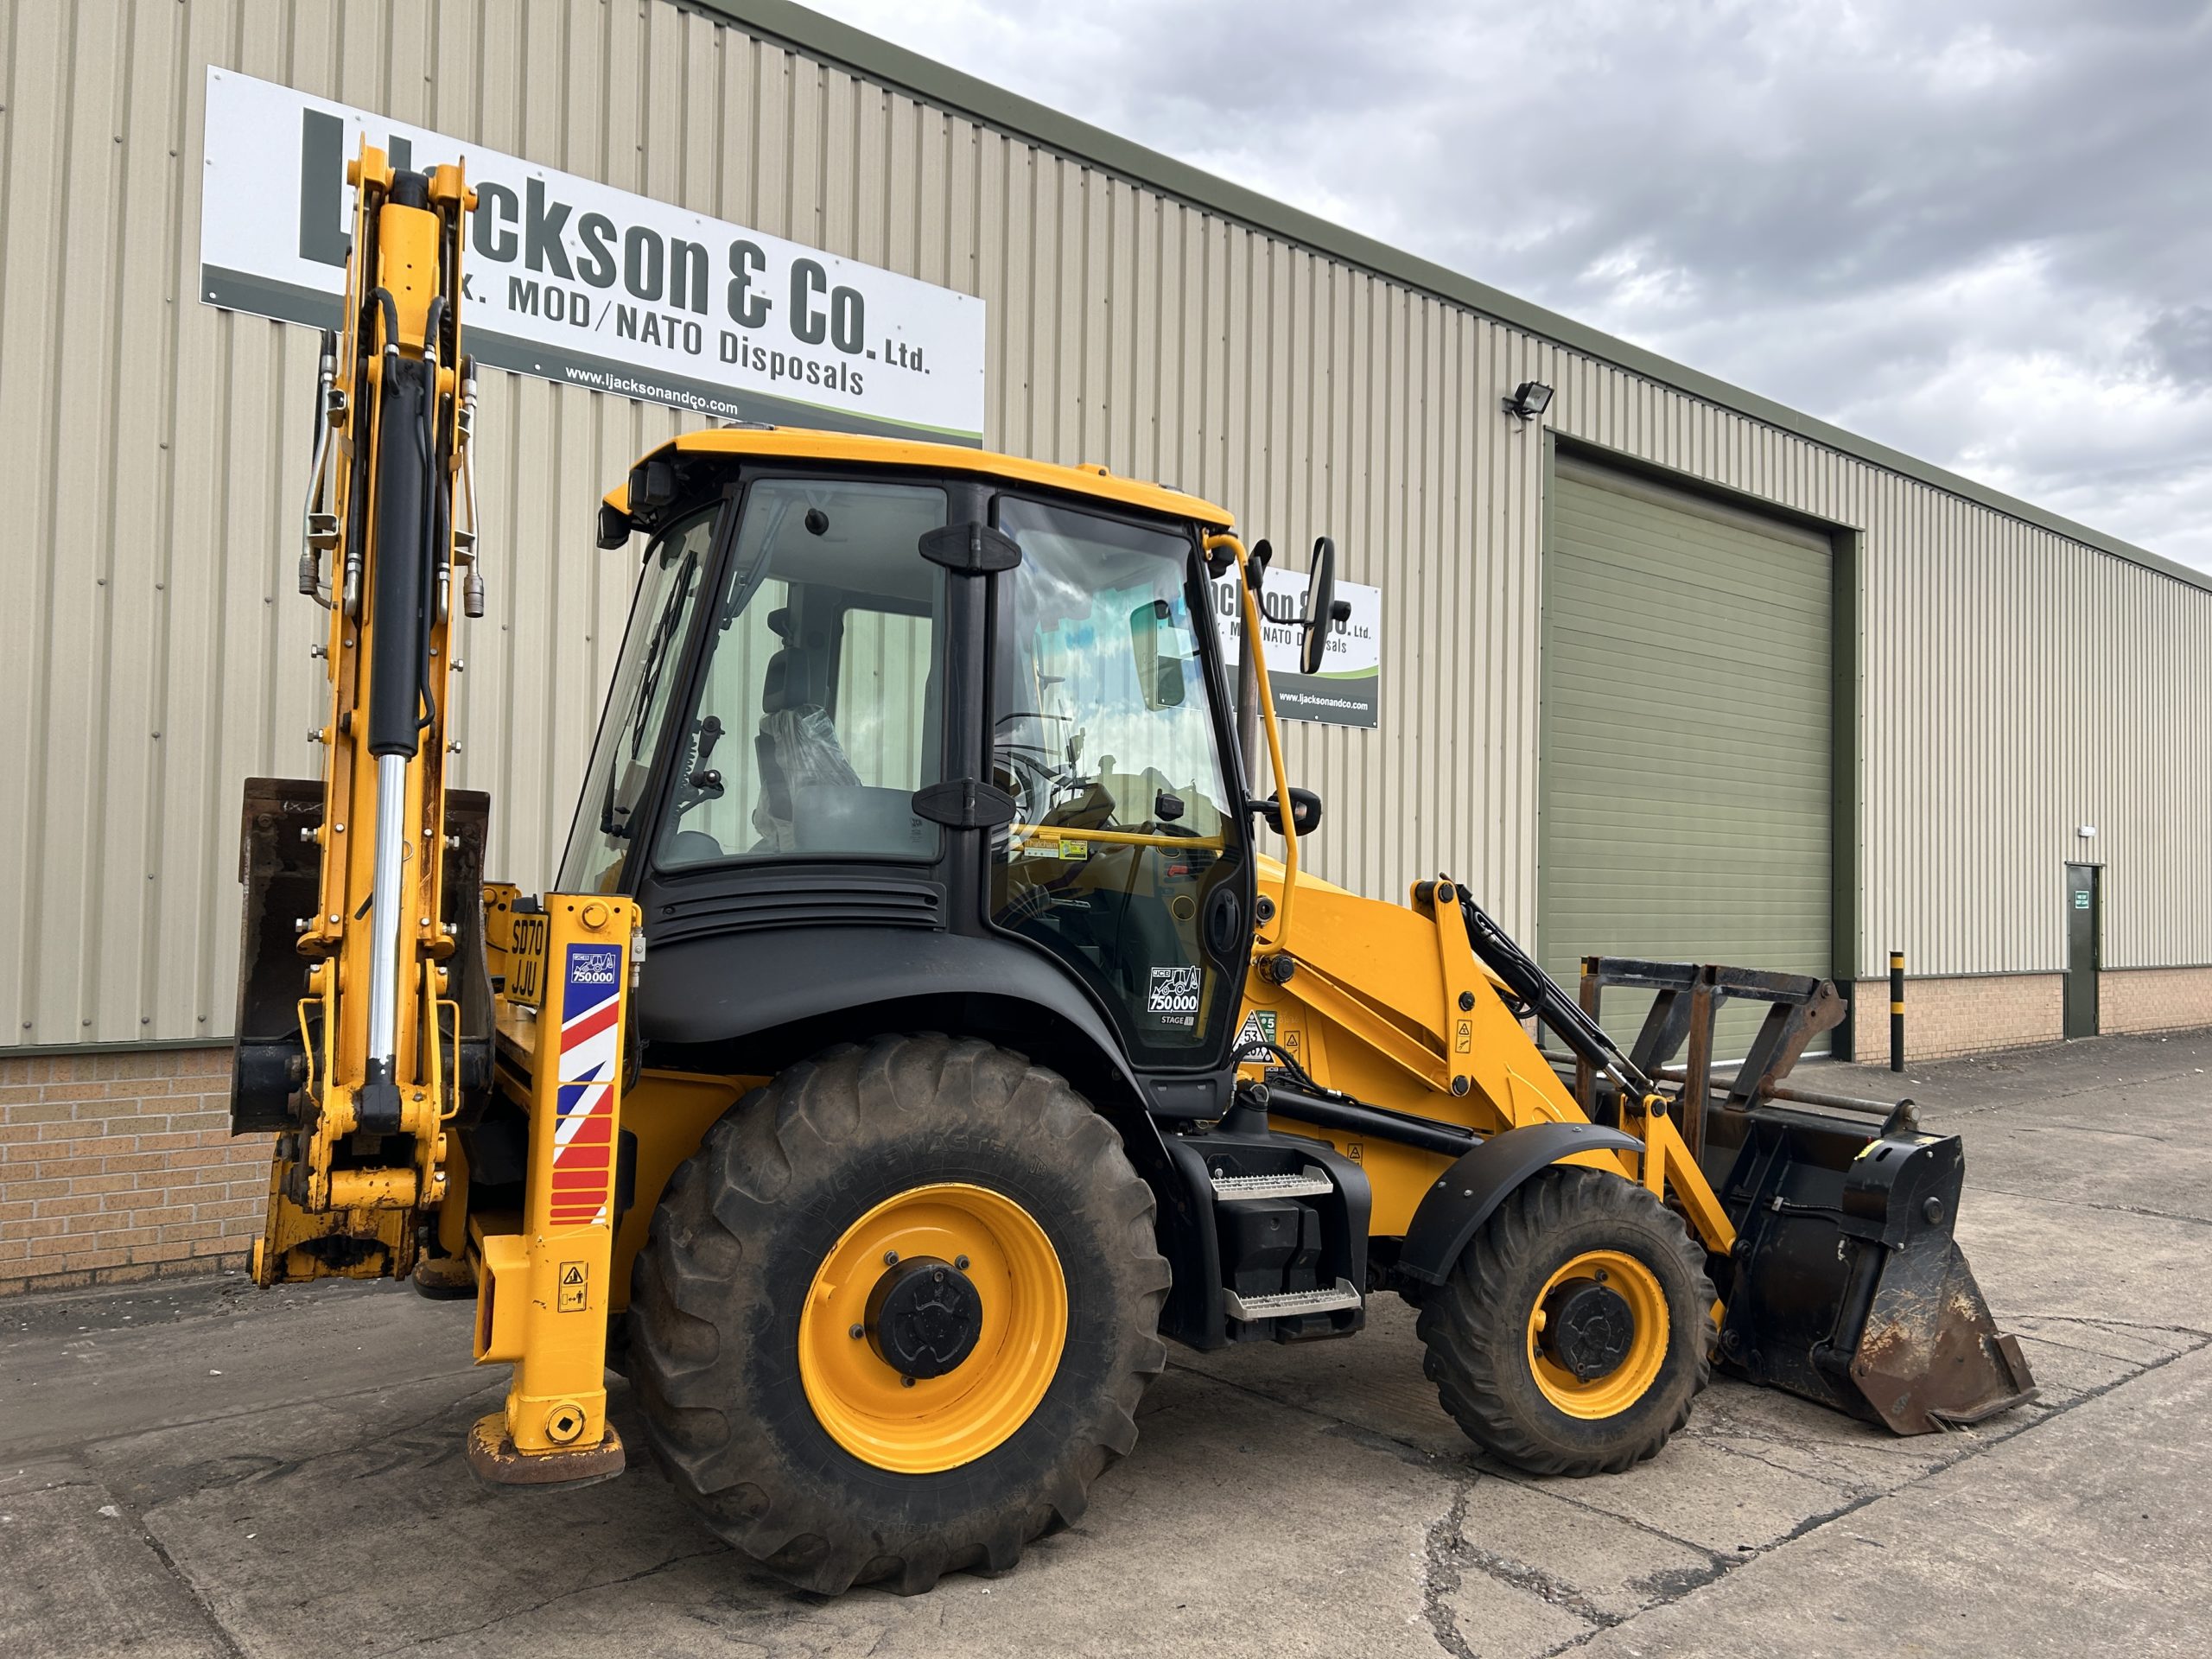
[549,943,623,1229]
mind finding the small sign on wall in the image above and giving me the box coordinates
[1211,567,1382,729]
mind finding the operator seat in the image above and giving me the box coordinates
[752,610,860,852]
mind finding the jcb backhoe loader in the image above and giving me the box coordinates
[230,149,2034,1594]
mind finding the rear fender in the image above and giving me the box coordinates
[1395,1122,1643,1287]
[635,925,1215,1332]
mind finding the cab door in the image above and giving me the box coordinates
[986,496,1250,1070]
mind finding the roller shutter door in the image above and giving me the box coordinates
[1539,455,1833,1057]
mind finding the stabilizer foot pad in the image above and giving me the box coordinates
[411,1255,478,1300]
[465,1411,626,1490]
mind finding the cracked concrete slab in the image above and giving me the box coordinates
[2,1030,2209,1657]
[1439,1477,1721,1626]
[0,1459,236,1659]
[1572,1340,2212,1658]
[1424,1486,1599,1657]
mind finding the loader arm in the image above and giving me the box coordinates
[1237,867,1734,1255]
[1217,527,2029,1439]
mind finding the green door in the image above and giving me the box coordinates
[1539,456,1834,1058]
[2064,864,2100,1039]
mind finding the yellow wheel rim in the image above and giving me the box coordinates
[1525,1249,1669,1420]
[798,1182,1068,1474]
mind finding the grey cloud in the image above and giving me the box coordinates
[808,0,2212,569]
[2142,307,2212,386]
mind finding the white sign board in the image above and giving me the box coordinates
[1211,567,1382,729]
[199,68,987,442]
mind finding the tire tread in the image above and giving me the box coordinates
[1415,1167,1713,1476]
[630,1033,1166,1593]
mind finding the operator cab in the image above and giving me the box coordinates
[569,430,1258,1087]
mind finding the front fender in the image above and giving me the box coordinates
[1396,1122,1643,1287]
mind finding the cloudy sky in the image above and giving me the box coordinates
[805,0,2212,570]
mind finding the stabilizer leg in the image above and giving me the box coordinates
[467,895,639,1488]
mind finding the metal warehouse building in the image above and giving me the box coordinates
[3,0,2209,1291]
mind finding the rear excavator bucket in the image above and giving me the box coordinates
[1714,1106,2036,1431]
[230,778,497,1285]
[1466,925,2037,1437]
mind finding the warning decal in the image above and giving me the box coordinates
[558,1261,588,1312]
[1236,1009,1278,1049]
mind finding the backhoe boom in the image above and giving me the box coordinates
[238,144,478,1282]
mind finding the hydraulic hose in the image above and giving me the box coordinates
[1442,880,1656,1101]
[417,293,448,735]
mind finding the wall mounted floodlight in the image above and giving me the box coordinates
[1503,380,1554,422]
[2077,824,2098,839]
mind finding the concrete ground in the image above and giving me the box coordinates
[4,1032,2210,1658]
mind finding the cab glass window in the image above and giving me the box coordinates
[989,498,1243,1060]
[655,479,947,868]
[559,506,717,893]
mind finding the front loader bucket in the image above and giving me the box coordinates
[1456,919,2035,1435]
[1715,1106,2037,1433]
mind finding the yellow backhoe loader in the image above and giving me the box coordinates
[230,149,2034,1593]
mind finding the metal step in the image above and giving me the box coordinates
[1209,1166,1334,1201]
[1223,1278,1363,1323]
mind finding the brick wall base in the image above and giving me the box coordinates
[2099,965,2212,1035]
[0,1047,264,1295]
[1853,974,2064,1062]
[1852,968,2212,1062]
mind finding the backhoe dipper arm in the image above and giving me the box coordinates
[251,144,479,1281]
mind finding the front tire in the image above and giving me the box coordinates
[628,1034,1170,1594]
[1415,1166,1713,1475]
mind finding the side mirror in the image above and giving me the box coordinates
[596,499,633,551]
[1129,597,1188,709]
[1300,537,1338,675]
[1253,787,1323,838]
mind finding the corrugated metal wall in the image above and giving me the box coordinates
[4,0,2208,1049]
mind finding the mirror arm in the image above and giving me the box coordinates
[1205,531,1300,951]
[1233,622,1262,794]
[1299,536,1338,677]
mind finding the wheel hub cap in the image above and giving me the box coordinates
[1525,1248,1671,1419]
[1540,1279,1636,1380]
[798,1182,1070,1474]
[867,1256,983,1379]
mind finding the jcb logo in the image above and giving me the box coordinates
[509,913,550,1007]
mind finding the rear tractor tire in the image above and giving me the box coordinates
[1416,1166,1713,1476]
[628,1033,1171,1594]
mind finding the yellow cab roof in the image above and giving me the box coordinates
[604,426,1236,530]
